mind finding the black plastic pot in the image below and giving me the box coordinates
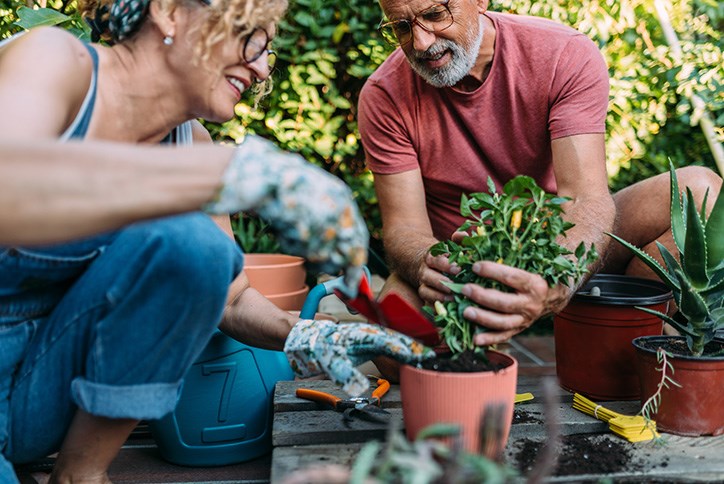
[554,274,673,400]
[571,274,673,305]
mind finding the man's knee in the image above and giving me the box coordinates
[674,166,722,207]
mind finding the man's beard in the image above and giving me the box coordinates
[406,16,485,88]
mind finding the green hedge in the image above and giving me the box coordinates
[218,0,722,236]
[3,0,722,242]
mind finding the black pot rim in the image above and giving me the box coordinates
[632,335,724,361]
[573,274,673,305]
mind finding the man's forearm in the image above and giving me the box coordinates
[1,140,229,245]
[384,228,439,288]
[559,193,617,293]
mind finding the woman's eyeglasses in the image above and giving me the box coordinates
[242,27,277,77]
[378,0,454,47]
[196,0,277,76]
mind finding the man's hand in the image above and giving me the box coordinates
[284,319,435,396]
[416,230,468,304]
[204,135,368,282]
[460,261,570,346]
[417,252,460,304]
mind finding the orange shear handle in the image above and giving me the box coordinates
[296,388,342,409]
[371,378,390,404]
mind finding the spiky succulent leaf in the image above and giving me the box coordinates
[683,188,709,289]
[607,233,679,289]
[655,241,683,291]
[635,306,693,337]
[676,269,709,318]
[702,267,724,299]
[669,163,686,256]
[705,181,724,274]
[713,307,724,331]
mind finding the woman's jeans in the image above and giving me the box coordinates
[0,213,243,480]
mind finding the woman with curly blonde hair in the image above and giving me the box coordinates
[0,0,440,480]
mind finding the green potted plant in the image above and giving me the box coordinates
[608,163,724,436]
[232,213,309,310]
[400,176,597,456]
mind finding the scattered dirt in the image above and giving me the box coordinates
[515,434,639,476]
[512,409,542,425]
[420,349,503,373]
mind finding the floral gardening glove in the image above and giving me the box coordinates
[284,319,435,396]
[204,135,368,293]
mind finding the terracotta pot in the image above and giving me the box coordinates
[265,285,309,311]
[554,274,672,400]
[243,253,306,296]
[633,335,724,436]
[399,350,517,457]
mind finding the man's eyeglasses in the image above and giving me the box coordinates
[377,0,454,47]
[196,0,276,75]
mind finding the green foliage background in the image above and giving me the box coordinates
[3,0,722,243]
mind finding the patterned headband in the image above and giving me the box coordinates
[88,0,151,43]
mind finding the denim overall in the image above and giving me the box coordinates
[0,42,243,480]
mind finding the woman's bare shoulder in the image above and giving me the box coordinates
[0,27,94,137]
[3,27,90,69]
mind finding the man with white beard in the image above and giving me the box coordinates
[357,0,722,366]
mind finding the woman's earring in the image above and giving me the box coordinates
[163,35,174,46]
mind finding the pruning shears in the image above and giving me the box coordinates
[296,377,391,424]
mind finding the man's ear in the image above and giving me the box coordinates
[148,0,177,39]
[477,0,489,14]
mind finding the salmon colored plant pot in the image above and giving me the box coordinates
[633,336,724,437]
[399,350,517,457]
[265,285,309,311]
[243,253,306,295]
[554,274,672,401]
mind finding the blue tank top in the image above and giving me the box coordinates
[0,38,192,320]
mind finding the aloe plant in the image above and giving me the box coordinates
[608,163,724,357]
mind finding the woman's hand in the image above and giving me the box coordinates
[284,319,435,396]
[205,135,368,286]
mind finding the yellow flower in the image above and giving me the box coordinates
[434,301,447,317]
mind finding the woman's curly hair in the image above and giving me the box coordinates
[81,0,286,96]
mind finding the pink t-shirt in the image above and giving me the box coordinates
[358,12,609,240]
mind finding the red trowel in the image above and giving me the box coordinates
[299,271,441,346]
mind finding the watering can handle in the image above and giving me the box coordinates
[298,267,372,320]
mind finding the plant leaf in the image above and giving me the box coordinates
[349,441,380,484]
[441,281,466,293]
[607,232,679,289]
[416,423,462,440]
[676,269,711,331]
[635,306,693,337]
[669,162,686,256]
[683,188,709,288]
[705,179,724,275]
[486,177,496,195]
[14,6,69,28]
[656,241,682,286]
